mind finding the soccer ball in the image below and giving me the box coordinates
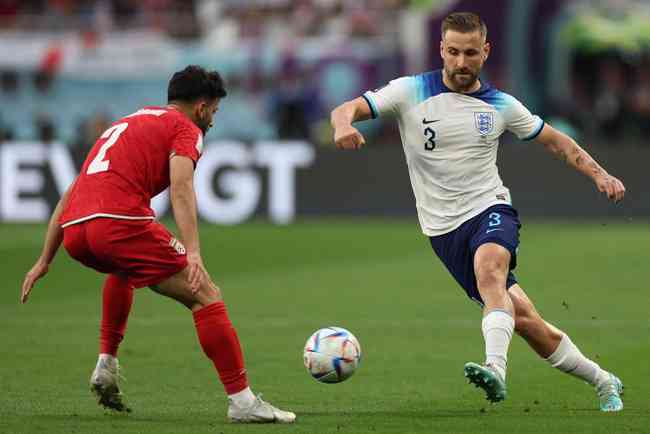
[303,327,362,383]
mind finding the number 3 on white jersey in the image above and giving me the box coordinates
[87,122,129,175]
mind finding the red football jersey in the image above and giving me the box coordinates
[60,106,203,227]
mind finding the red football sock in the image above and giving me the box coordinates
[99,274,134,357]
[192,301,248,395]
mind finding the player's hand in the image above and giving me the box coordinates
[21,258,49,304]
[186,251,208,294]
[334,125,366,150]
[595,173,626,203]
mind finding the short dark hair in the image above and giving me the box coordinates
[167,65,227,103]
[441,12,487,40]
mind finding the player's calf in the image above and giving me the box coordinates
[152,266,297,421]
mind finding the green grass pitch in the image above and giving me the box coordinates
[1,219,649,433]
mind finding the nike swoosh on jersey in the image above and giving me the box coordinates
[422,118,440,124]
[486,228,504,233]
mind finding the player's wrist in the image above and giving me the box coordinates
[592,170,609,183]
[186,249,201,258]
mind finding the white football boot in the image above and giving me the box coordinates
[89,355,131,412]
[597,373,624,412]
[227,394,296,423]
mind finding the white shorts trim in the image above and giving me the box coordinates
[61,213,155,228]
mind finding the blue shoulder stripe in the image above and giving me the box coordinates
[414,70,444,104]
[468,88,503,109]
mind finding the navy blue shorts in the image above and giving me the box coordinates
[428,204,521,305]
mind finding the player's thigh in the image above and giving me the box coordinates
[88,219,189,288]
[470,205,521,288]
[150,265,222,310]
[429,230,488,304]
[470,205,521,273]
[473,243,511,287]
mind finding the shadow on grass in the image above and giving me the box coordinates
[23,408,481,425]
[298,409,481,419]
[24,413,213,424]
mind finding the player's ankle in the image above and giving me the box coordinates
[98,353,117,365]
[228,387,256,408]
[594,369,611,389]
[485,362,506,381]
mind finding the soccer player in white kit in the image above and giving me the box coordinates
[330,12,626,411]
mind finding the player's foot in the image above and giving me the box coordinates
[464,362,507,403]
[227,394,296,423]
[597,373,624,412]
[90,356,131,413]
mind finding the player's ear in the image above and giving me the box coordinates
[440,40,445,59]
[483,41,491,61]
[195,100,207,118]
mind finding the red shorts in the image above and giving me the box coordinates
[63,218,188,288]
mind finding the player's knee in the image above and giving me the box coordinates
[474,245,510,286]
[191,278,223,308]
[475,259,507,290]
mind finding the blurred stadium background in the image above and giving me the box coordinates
[1,2,650,433]
[0,0,648,223]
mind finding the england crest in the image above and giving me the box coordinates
[474,112,494,136]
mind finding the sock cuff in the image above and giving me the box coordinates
[546,333,572,365]
[192,301,227,323]
[482,309,515,327]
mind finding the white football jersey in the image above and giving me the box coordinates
[363,69,544,236]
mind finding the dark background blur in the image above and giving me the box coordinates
[0,0,648,223]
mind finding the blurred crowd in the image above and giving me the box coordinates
[0,0,409,40]
[1,0,649,150]
[566,53,650,141]
[0,0,200,38]
[0,0,411,151]
[216,0,408,40]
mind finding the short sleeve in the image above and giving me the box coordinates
[497,92,545,140]
[171,119,202,164]
[363,76,417,119]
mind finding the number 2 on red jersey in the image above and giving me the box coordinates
[87,122,129,175]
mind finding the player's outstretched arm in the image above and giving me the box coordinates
[330,97,372,150]
[169,155,206,293]
[535,124,626,203]
[21,179,76,303]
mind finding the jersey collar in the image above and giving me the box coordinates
[436,69,492,98]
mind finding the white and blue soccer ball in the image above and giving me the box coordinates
[303,327,362,383]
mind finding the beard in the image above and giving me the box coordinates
[446,66,480,92]
[198,116,212,135]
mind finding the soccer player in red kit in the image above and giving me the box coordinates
[20,65,295,424]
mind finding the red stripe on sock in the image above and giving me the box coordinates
[193,301,248,395]
[99,274,134,357]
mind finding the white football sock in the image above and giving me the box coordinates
[229,387,256,408]
[97,353,117,368]
[482,309,515,381]
[546,334,609,388]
